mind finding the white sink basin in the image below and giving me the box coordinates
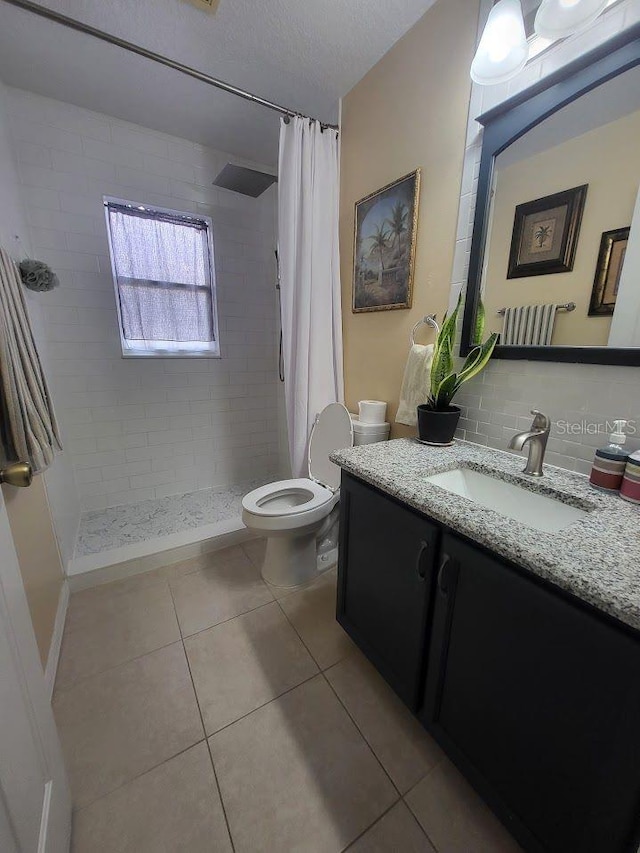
[425,468,590,533]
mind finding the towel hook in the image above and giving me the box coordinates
[410,314,440,345]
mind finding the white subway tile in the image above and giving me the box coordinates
[80,477,131,497]
[18,142,53,168]
[58,191,103,217]
[10,88,283,516]
[30,227,67,251]
[104,488,155,508]
[11,118,83,154]
[74,450,127,469]
[63,408,92,425]
[82,136,145,169]
[144,154,194,183]
[129,470,176,489]
[82,494,109,511]
[153,480,198,498]
[22,186,60,211]
[111,124,168,157]
[75,467,102,484]
[96,434,148,452]
[114,165,171,195]
[101,460,151,481]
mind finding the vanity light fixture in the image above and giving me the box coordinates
[472,0,614,84]
[470,0,530,85]
[534,0,609,39]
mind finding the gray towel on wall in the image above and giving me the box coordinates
[0,247,62,473]
[501,303,558,346]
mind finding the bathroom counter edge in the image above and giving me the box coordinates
[331,438,640,633]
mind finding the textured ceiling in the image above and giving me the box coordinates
[0,0,439,164]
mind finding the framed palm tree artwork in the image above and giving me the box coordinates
[352,169,420,312]
[507,184,588,279]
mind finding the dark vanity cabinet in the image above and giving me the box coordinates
[336,472,439,709]
[337,473,640,853]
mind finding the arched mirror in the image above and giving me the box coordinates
[461,22,640,365]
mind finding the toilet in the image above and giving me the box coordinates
[242,402,353,589]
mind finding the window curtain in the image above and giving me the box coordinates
[278,117,344,477]
[107,207,214,343]
[0,248,62,473]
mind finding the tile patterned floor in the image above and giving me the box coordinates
[55,539,522,852]
[75,480,271,556]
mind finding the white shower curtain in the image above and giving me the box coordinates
[278,117,344,478]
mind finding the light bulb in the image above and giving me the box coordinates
[471,0,529,86]
[534,0,609,39]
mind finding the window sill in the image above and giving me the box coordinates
[120,346,221,359]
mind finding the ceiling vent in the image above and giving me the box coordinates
[183,0,220,12]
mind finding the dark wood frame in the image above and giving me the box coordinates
[461,22,640,366]
[507,184,588,278]
[352,169,421,313]
[589,227,630,316]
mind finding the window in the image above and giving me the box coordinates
[104,198,219,357]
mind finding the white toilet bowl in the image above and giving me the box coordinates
[242,403,353,589]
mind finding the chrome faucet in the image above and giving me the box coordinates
[508,410,551,476]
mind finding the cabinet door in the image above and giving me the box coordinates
[424,532,640,853]
[337,474,438,709]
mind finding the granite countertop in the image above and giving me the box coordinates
[330,438,640,633]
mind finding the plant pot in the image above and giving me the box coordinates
[416,405,461,446]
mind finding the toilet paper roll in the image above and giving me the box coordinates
[358,400,387,424]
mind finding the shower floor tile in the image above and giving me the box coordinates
[75,481,267,557]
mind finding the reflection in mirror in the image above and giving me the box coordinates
[480,64,640,348]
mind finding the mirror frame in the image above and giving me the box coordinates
[461,21,640,366]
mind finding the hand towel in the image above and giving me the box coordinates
[395,343,434,426]
[502,304,558,346]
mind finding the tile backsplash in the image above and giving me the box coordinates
[454,362,640,475]
[450,0,640,476]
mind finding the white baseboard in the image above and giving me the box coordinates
[44,580,69,700]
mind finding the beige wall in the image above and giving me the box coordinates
[339,0,480,436]
[484,109,640,346]
[3,480,64,666]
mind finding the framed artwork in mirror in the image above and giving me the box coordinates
[352,169,420,313]
[507,185,588,279]
[589,227,630,316]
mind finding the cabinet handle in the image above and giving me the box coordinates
[438,554,451,594]
[416,540,430,580]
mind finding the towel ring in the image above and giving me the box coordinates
[410,314,440,345]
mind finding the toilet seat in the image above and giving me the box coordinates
[242,478,338,533]
[242,402,353,526]
[242,478,334,518]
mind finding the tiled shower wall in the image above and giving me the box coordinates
[449,0,640,475]
[7,87,282,511]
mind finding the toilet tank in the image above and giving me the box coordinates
[349,415,391,446]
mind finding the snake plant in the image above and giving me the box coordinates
[427,294,499,411]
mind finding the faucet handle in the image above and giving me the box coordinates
[530,410,551,432]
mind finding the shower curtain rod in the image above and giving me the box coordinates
[1,0,339,130]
